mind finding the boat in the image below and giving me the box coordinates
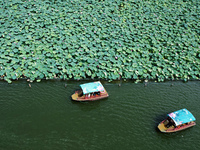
[71,81,109,101]
[158,108,196,133]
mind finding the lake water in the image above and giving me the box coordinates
[0,80,199,150]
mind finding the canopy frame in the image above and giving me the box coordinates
[167,108,196,126]
[80,81,105,94]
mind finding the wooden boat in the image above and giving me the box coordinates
[71,81,109,101]
[158,108,196,133]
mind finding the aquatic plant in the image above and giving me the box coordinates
[0,0,199,83]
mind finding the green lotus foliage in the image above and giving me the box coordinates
[0,0,199,83]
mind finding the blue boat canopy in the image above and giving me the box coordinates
[80,81,105,94]
[167,108,196,126]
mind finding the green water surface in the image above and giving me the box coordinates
[0,80,199,150]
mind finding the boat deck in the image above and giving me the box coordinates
[158,121,196,133]
[71,90,109,101]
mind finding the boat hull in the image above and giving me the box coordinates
[158,119,196,133]
[71,90,109,102]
